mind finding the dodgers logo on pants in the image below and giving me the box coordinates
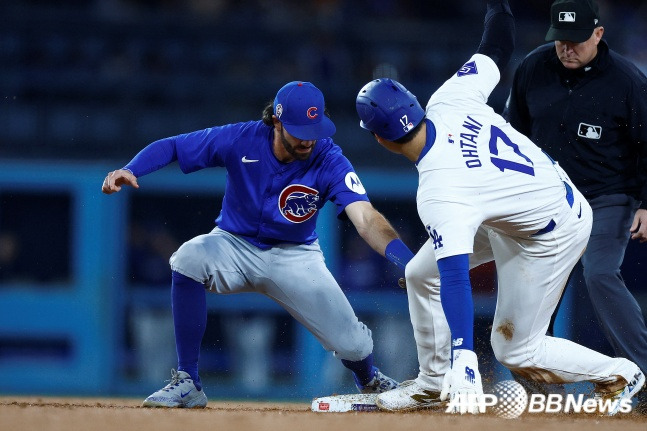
[278,184,320,223]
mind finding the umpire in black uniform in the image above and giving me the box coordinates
[504,0,647,410]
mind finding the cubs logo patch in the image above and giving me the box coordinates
[307,106,318,119]
[457,61,478,77]
[279,184,320,223]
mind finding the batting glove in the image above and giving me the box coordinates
[440,349,485,414]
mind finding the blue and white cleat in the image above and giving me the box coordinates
[355,367,399,394]
[142,369,207,408]
[594,369,645,416]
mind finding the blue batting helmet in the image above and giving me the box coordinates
[356,78,425,141]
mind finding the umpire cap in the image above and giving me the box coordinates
[356,78,425,142]
[545,0,601,43]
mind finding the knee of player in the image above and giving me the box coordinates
[405,265,440,293]
[333,323,373,361]
[492,347,527,370]
[169,240,210,279]
[495,353,523,370]
[582,268,622,283]
[490,334,529,369]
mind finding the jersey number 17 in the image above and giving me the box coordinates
[488,125,535,176]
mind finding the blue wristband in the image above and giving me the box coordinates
[385,239,414,270]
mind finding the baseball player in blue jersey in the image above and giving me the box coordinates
[102,81,414,408]
[355,0,644,415]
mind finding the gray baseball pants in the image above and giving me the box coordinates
[578,194,647,376]
[169,226,373,361]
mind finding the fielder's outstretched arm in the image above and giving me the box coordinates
[345,200,414,270]
[101,136,178,194]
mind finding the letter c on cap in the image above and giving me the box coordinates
[307,107,318,119]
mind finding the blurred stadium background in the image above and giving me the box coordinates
[1,0,646,401]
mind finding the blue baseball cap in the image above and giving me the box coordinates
[273,81,336,140]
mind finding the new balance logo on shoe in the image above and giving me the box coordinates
[627,371,642,393]
[411,390,442,404]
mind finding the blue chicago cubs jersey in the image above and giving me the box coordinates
[173,120,369,249]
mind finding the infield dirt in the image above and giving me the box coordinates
[1,397,645,431]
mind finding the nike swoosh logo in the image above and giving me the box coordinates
[180,390,192,398]
[577,203,582,218]
[242,156,259,163]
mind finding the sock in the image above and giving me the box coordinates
[341,353,376,386]
[171,270,207,390]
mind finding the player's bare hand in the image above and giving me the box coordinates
[630,208,647,243]
[102,169,139,194]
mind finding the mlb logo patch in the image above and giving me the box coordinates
[457,61,478,77]
[399,114,415,134]
[577,123,601,139]
[559,12,576,22]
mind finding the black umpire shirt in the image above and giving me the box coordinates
[503,40,647,210]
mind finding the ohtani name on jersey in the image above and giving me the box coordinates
[459,115,483,169]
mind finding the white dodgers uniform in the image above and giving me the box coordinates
[406,54,638,390]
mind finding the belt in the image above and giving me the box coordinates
[531,182,574,237]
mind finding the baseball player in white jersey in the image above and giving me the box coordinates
[355,0,645,415]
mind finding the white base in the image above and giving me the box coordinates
[311,394,378,412]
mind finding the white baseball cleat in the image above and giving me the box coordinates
[376,379,443,411]
[142,369,207,408]
[594,368,645,416]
